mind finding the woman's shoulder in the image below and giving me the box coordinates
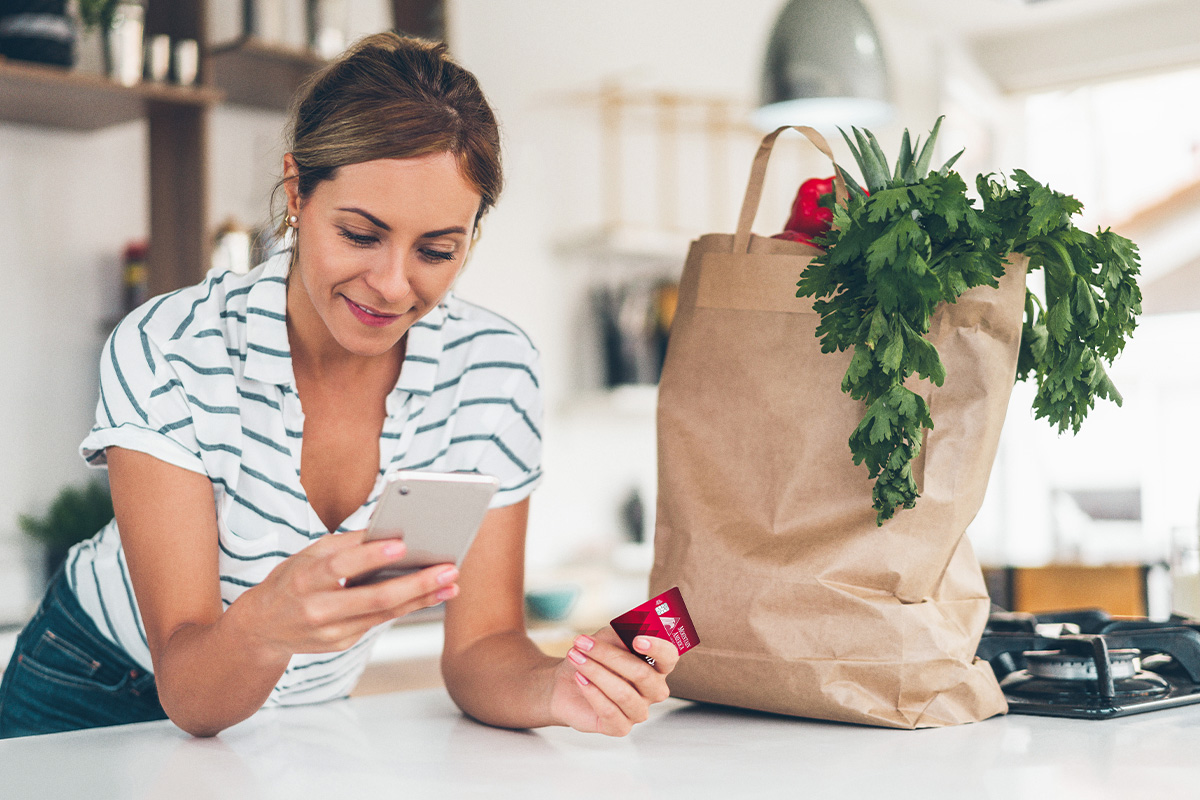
[111,260,280,356]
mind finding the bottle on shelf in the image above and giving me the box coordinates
[121,239,148,313]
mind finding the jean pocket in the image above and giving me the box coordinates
[0,654,154,738]
[30,629,102,679]
[14,651,131,694]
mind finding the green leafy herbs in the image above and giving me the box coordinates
[796,117,1142,525]
[977,171,1141,434]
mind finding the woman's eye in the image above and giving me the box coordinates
[338,228,379,248]
[420,248,457,263]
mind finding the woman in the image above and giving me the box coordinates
[0,33,678,739]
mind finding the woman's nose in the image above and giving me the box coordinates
[367,254,413,303]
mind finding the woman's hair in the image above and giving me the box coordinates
[274,32,502,238]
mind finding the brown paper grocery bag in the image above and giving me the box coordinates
[649,126,1018,728]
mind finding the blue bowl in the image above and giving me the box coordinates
[525,585,581,621]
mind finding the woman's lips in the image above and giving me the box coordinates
[343,296,403,327]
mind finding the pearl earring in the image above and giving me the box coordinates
[287,214,299,228]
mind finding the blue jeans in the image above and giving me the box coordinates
[0,565,167,738]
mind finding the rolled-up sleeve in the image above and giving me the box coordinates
[80,314,205,475]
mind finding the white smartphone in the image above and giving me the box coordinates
[345,471,500,587]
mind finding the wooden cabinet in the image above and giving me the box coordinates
[984,565,1150,617]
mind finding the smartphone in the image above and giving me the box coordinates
[345,471,500,587]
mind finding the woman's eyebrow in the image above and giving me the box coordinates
[335,208,466,239]
[421,226,469,238]
[337,206,391,230]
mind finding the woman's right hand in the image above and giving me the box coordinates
[236,532,460,659]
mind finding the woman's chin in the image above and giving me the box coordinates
[340,334,407,360]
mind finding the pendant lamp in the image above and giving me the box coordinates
[752,0,894,131]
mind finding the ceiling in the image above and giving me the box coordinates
[878,0,1200,92]
[885,0,1165,37]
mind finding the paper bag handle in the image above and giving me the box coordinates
[733,126,845,255]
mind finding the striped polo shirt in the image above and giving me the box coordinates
[70,252,543,706]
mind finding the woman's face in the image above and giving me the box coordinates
[283,151,482,359]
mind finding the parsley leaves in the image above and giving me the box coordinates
[797,118,1142,525]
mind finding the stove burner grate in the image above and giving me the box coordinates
[977,610,1200,719]
[1002,670,1172,703]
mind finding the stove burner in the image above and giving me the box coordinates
[1003,668,1171,704]
[976,609,1200,719]
[1025,648,1140,681]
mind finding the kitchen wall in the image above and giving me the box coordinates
[0,121,144,619]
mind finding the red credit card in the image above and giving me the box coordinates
[610,587,699,665]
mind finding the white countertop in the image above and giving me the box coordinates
[3,689,1199,799]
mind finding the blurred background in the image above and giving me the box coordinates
[2,0,1199,642]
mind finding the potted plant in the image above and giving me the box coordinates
[76,0,144,85]
[19,480,114,581]
[76,0,118,32]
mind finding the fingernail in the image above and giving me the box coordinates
[436,568,459,586]
[574,672,590,687]
[435,586,457,602]
[634,636,652,652]
[567,648,587,665]
[382,542,405,557]
[573,635,594,652]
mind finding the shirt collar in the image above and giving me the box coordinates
[242,253,296,388]
[394,297,447,403]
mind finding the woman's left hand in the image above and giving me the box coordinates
[548,627,680,737]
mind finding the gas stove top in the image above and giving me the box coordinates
[976,609,1200,719]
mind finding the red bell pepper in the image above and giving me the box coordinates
[784,175,836,236]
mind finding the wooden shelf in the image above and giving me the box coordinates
[209,38,326,111]
[0,56,222,131]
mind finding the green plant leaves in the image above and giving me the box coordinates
[978,173,1142,435]
[19,481,113,551]
[797,118,1142,525]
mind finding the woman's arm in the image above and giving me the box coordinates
[441,499,680,736]
[109,447,458,737]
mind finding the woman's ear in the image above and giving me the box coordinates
[282,153,301,217]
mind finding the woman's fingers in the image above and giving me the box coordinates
[356,565,460,611]
[273,528,462,650]
[327,563,459,620]
[570,671,635,737]
[322,533,411,587]
[317,582,461,649]
[578,633,677,699]
[630,635,681,677]
[564,632,679,731]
